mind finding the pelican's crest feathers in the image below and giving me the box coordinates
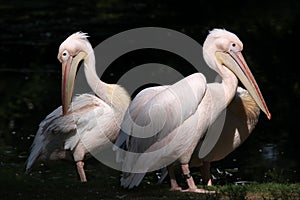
[64,32,89,43]
[70,32,89,40]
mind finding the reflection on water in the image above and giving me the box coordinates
[262,143,278,161]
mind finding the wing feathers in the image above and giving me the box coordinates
[25,94,107,172]
[115,73,207,188]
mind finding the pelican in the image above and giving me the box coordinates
[161,86,260,189]
[114,29,271,193]
[25,32,131,182]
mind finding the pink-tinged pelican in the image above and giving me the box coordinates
[114,29,271,193]
[162,86,260,189]
[25,32,131,182]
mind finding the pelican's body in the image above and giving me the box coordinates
[164,86,260,187]
[26,32,131,182]
[114,29,270,193]
[194,86,260,163]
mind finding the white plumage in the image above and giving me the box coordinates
[26,32,131,182]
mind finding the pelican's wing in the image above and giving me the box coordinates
[114,85,168,158]
[25,93,112,173]
[116,73,207,188]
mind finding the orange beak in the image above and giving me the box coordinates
[61,52,87,115]
[216,51,271,119]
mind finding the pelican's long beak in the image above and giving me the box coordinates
[62,51,87,115]
[216,51,271,119]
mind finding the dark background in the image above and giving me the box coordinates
[0,0,299,183]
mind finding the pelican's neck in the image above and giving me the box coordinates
[217,65,239,105]
[83,53,110,103]
[206,70,237,126]
[83,53,130,114]
[204,49,238,105]
[203,49,239,114]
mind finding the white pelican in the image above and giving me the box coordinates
[25,32,131,182]
[114,29,271,193]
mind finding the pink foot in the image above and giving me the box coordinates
[169,186,182,191]
[181,188,216,194]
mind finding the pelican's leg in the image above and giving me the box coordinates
[181,164,215,193]
[200,161,212,186]
[76,161,87,182]
[181,163,197,191]
[167,165,182,191]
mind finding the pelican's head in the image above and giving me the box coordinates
[57,32,92,115]
[203,28,271,119]
[203,29,243,73]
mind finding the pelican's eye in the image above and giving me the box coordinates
[61,50,70,62]
[229,42,241,52]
